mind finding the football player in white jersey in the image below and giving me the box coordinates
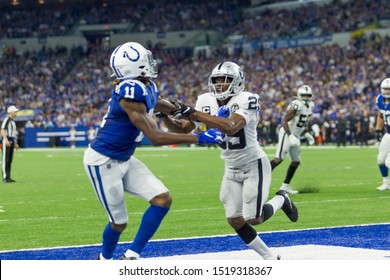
[376,78,390,191]
[83,42,223,260]
[159,62,298,260]
[270,85,315,194]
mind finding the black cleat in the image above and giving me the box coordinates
[276,190,298,222]
[3,179,15,183]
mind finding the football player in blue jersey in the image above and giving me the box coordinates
[84,42,224,260]
[375,78,390,191]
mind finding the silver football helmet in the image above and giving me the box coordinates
[381,78,390,98]
[110,42,157,80]
[208,61,245,100]
[297,85,313,103]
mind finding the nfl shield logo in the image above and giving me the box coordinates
[107,163,111,169]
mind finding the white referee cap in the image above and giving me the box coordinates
[7,105,19,113]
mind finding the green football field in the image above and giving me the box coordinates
[0,146,389,252]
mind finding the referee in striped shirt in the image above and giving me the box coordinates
[1,105,19,183]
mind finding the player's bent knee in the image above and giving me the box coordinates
[150,192,172,207]
[247,217,263,226]
[110,222,127,232]
[227,216,246,230]
[274,158,282,165]
[291,161,300,167]
[377,155,386,165]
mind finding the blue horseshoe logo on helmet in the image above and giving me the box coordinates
[124,46,140,62]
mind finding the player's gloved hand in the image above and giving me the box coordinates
[288,134,300,146]
[304,132,315,145]
[217,105,230,118]
[198,129,224,145]
[376,129,383,142]
[170,99,196,119]
[154,111,167,119]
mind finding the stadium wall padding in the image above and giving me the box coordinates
[24,127,152,148]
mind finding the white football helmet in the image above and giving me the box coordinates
[110,42,157,80]
[208,61,245,100]
[297,85,313,102]
[381,78,390,98]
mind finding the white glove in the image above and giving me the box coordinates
[304,132,315,145]
[288,134,300,146]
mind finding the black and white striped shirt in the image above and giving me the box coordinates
[1,117,17,139]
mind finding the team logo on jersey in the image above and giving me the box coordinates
[231,104,239,113]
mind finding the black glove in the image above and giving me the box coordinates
[170,99,196,119]
[376,129,383,142]
[154,111,167,119]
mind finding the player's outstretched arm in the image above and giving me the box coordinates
[190,111,246,136]
[121,99,198,146]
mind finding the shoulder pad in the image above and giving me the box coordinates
[231,92,260,111]
[116,80,148,102]
[376,95,383,106]
[288,99,302,111]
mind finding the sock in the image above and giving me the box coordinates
[270,160,277,170]
[263,195,284,222]
[248,236,278,260]
[129,205,169,254]
[236,223,277,259]
[284,165,298,184]
[235,223,257,244]
[379,165,388,179]
[101,223,122,259]
[99,252,113,260]
[262,204,274,222]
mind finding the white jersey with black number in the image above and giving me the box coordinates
[287,99,314,137]
[195,91,266,167]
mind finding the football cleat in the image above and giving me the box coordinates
[279,184,298,194]
[3,179,15,183]
[377,184,390,191]
[276,190,298,222]
[119,255,138,260]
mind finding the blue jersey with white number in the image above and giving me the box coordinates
[91,79,159,161]
[376,95,390,134]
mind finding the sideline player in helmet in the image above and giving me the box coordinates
[376,77,390,191]
[157,61,298,260]
[269,85,316,194]
[84,42,223,260]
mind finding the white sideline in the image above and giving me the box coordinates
[152,245,390,260]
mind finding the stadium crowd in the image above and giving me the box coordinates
[0,0,390,146]
[1,0,389,39]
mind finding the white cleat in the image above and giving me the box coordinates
[377,184,390,191]
[279,184,299,194]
